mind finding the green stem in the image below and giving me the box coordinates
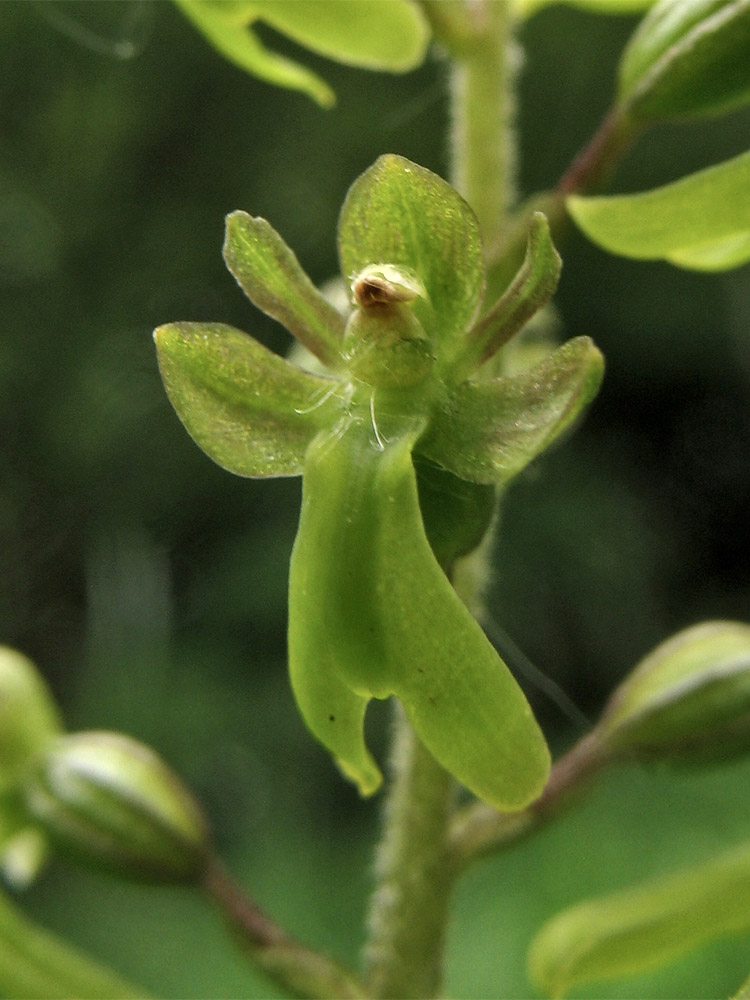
[445,0,518,252]
[363,705,456,999]
[362,7,522,997]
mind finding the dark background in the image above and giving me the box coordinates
[2,2,750,996]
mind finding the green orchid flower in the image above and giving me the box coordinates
[154,154,604,811]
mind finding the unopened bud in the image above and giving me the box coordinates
[24,731,210,883]
[0,648,62,792]
[599,621,750,764]
[618,0,750,124]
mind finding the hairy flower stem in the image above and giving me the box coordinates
[362,9,520,997]
[447,0,519,253]
[364,705,456,999]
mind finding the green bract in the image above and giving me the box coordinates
[173,0,429,108]
[155,155,604,810]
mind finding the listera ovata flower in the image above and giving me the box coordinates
[154,155,604,810]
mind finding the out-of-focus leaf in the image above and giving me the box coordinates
[289,418,550,809]
[567,149,750,270]
[223,211,345,369]
[0,887,148,999]
[154,322,337,477]
[514,0,655,17]
[418,337,604,486]
[733,972,750,1000]
[618,0,750,123]
[174,0,335,106]
[245,1,429,72]
[529,841,750,998]
[337,154,485,366]
[173,0,429,107]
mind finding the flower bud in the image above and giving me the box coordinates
[598,621,750,763]
[0,648,62,793]
[617,0,750,124]
[24,731,210,883]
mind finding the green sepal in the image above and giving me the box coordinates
[337,155,485,367]
[567,149,750,271]
[223,211,346,368]
[618,0,750,124]
[456,212,561,381]
[154,321,336,477]
[529,841,750,999]
[0,885,149,999]
[289,419,550,809]
[418,337,604,486]
[599,620,750,763]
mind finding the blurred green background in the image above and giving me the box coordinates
[2,2,750,996]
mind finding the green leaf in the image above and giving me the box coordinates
[223,211,346,369]
[618,0,750,124]
[154,321,336,477]
[0,886,148,999]
[289,418,550,809]
[418,337,604,486]
[246,1,429,72]
[567,149,750,271]
[598,620,750,762]
[529,841,750,998]
[456,212,561,379]
[337,155,485,368]
[733,972,750,1000]
[173,0,336,107]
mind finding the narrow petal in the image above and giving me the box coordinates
[223,212,346,368]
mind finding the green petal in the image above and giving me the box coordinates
[529,841,750,999]
[456,212,561,380]
[418,337,604,486]
[248,1,430,73]
[223,211,346,368]
[567,150,750,272]
[289,418,550,809]
[337,155,485,366]
[287,629,382,797]
[154,321,337,477]
[173,0,336,107]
